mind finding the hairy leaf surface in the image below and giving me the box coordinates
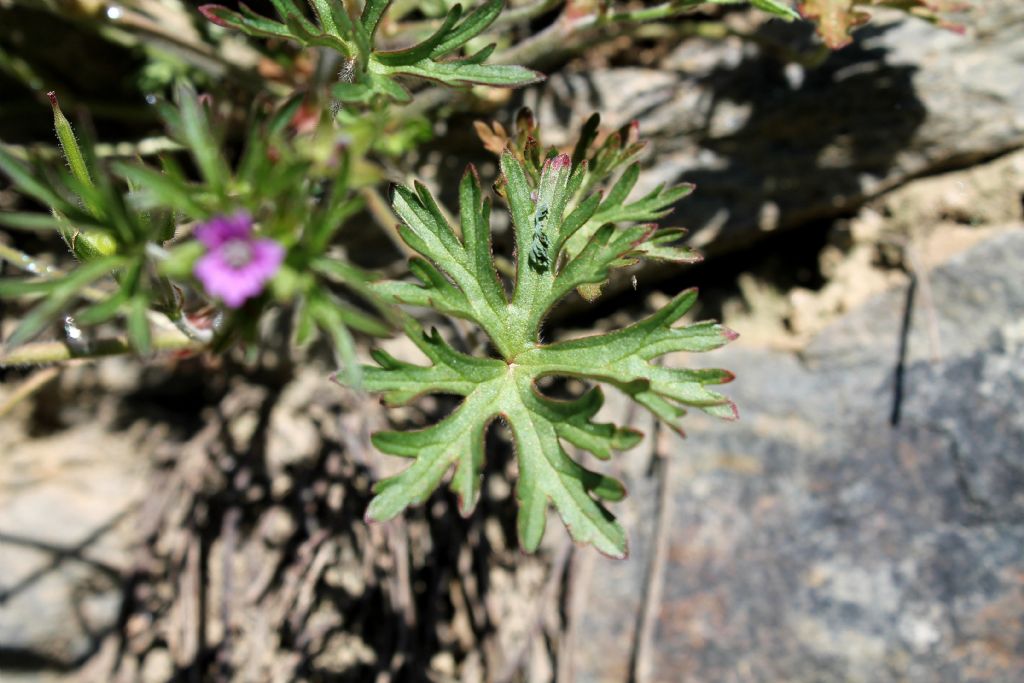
[346,135,737,557]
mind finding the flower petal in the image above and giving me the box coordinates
[193,235,284,309]
[195,212,253,248]
[247,239,285,277]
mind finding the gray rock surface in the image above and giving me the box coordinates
[521,1,1024,254]
[572,229,1024,681]
[0,412,144,671]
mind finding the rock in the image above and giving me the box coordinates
[259,506,297,547]
[518,1,1024,255]
[265,371,324,476]
[140,648,174,683]
[572,230,1024,681]
[737,148,1024,345]
[310,631,375,675]
[0,416,145,670]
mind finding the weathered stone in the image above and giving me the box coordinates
[265,370,324,476]
[519,1,1024,255]
[573,230,1024,682]
[0,416,144,670]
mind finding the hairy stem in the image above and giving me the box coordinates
[493,0,707,69]
[0,331,200,366]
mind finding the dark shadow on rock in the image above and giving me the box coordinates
[680,21,927,254]
[89,357,524,682]
[0,515,129,672]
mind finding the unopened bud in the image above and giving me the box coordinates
[48,91,92,188]
[515,107,536,135]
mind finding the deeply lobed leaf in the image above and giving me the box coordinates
[199,0,543,103]
[345,119,737,557]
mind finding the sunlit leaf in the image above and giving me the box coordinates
[343,121,737,557]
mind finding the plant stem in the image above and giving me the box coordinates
[0,367,60,418]
[170,316,214,344]
[493,0,707,69]
[0,331,200,366]
[494,0,565,28]
[605,1,705,23]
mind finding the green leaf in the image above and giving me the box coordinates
[360,0,391,39]
[174,82,228,195]
[709,0,801,21]
[344,126,737,557]
[309,292,363,386]
[0,146,74,214]
[0,211,62,231]
[372,59,543,90]
[374,6,464,66]
[76,288,129,325]
[481,111,698,300]
[628,227,702,264]
[199,4,295,40]
[429,0,504,57]
[113,161,205,216]
[0,255,123,347]
[127,293,153,354]
[198,0,543,103]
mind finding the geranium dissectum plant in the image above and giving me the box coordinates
[342,120,738,558]
[0,0,958,555]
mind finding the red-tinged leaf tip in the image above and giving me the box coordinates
[721,326,740,342]
[594,539,629,561]
[940,20,966,35]
[551,153,571,170]
[666,421,687,438]
[198,4,230,27]
[516,106,536,132]
[46,91,58,108]
[634,224,657,246]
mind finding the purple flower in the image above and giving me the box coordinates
[193,213,284,308]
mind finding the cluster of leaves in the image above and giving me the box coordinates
[121,85,392,374]
[349,113,737,557]
[0,94,179,351]
[0,85,388,373]
[798,0,968,48]
[477,109,701,299]
[2,0,964,555]
[199,0,543,103]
